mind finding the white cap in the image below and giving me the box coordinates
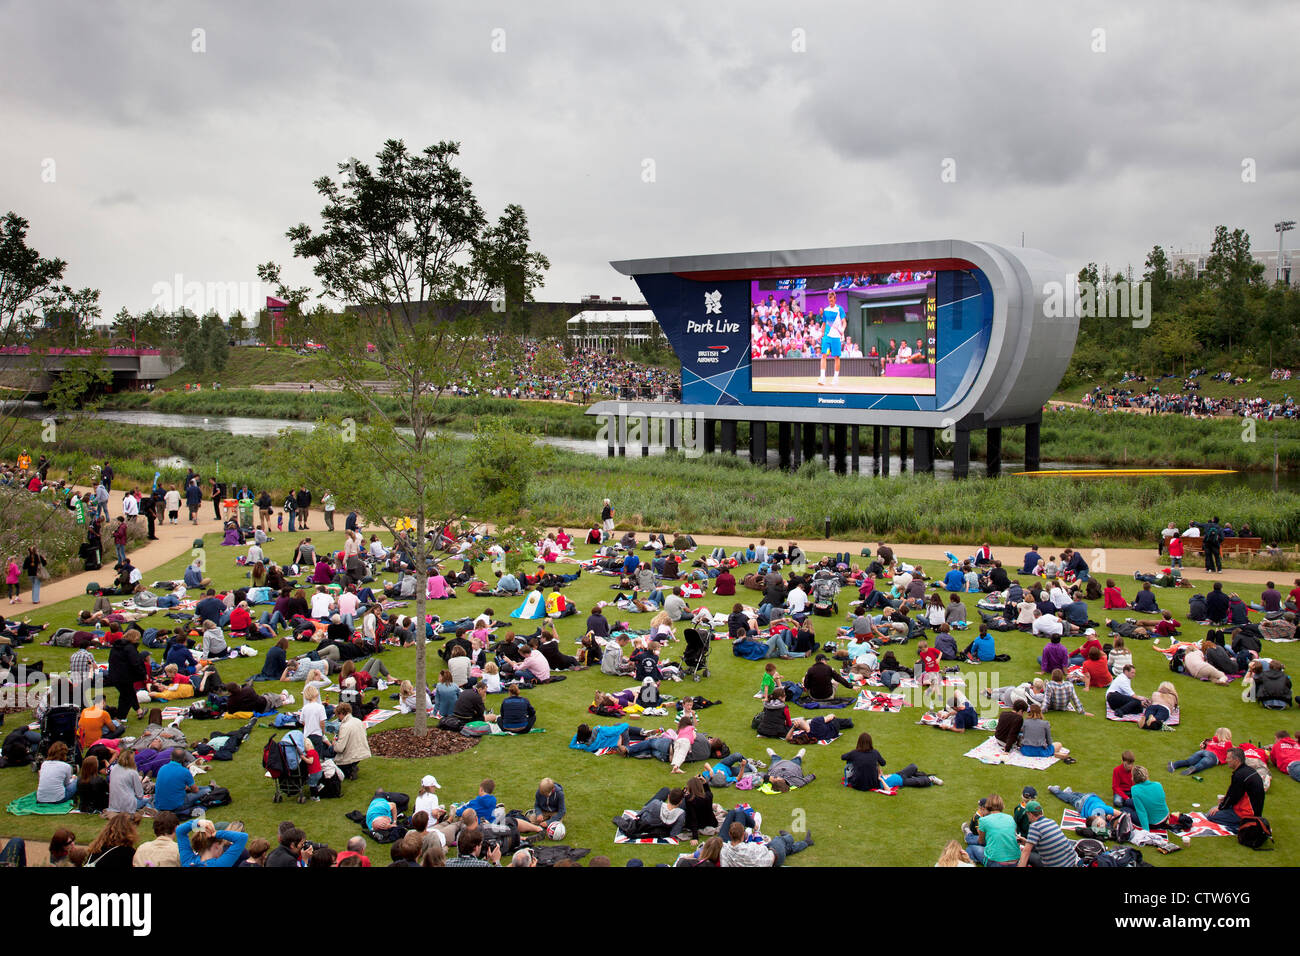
[1085,628,1096,636]
[421,774,441,789]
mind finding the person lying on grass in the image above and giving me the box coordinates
[927,692,978,732]
[842,731,943,791]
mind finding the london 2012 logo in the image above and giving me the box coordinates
[703,289,721,314]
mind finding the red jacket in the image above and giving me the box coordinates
[1112,764,1133,799]
[229,606,252,631]
[1103,588,1127,609]
[1271,736,1300,770]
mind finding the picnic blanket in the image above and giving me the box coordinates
[363,709,399,728]
[1106,705,1181,726]
[796,697,853,709]
[161,706,189,722]
[918,712,997,732]
[1060,807,1234,838]
[864,674,965,691]
[6,792,74,815]
[854,691,907,713]
[963,736,1059,770]
[613,812,679,845]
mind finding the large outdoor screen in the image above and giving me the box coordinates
[750,270,937,395]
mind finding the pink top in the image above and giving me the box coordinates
[5,562,19,585]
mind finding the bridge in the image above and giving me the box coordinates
[0,347,181,391]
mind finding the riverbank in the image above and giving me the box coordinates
[6,416,1300,546]
[97,388,1300,472]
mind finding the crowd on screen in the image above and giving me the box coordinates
[750,272,935,362]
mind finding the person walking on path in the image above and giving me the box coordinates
[22,547,47,604]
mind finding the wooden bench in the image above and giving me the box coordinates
[1180,536,1262,555]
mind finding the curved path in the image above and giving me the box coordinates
[18,487,1282,617]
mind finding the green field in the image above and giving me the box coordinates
[154,347,383,390]
[1,532,1295,867]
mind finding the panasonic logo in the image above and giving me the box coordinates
[816,397,846,405]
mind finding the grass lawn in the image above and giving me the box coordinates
[2,533,1297,867]
[154,347,384,389]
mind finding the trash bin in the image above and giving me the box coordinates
[238,498,254,530]
[222,498,238,522]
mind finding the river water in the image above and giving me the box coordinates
[15,404,1298,490]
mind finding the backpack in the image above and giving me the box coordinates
[198,785,232,809]
[84,581,102,596]
[1097,846,1144,867]
[1169,648,1187,673]
[1237,815,1273,849]
[1073,838,1106,865]
[1204,526,1223,547]
[317,773,343,799]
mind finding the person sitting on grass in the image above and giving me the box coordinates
[1207,748,1266,832]
[993,699,1027,754]
[1020,703,1073,761]
[964,793,1019,867]
[1137,681,1179,730]
[1128,765,1172,830]
[801,653,854,702]
[1079,646,1113,690]
[177,818,248,867]
[1016,801,1077,868]
[1112,750,1136,810]
[1044,669,1090,715]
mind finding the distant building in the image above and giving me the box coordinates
[566,309,659,351]
[1168,248,1297,286]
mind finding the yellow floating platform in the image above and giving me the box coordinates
[1014,468,1238,478]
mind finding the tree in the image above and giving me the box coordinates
[175,310,204,374]
[201,311,230,373]
[0,211,67,339]
[228,309,246,344]
[1142,244,1171,307]
[1205,225,1265,354]
[259,138,550,736]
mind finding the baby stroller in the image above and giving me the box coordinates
[33,705,80,774]
[810,573,841,616]
[682,625,712,681]
[263,731,311,803]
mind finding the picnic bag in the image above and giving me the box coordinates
[1237,815,1273,849]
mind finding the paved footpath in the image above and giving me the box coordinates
[17,490,1282,616]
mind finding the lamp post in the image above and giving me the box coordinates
[1275,220,1296,286]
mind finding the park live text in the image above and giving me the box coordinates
[685,319,740,334]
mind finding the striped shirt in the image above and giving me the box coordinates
[1027,816,1076,867]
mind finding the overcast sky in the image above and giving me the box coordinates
[3,0,1297,318]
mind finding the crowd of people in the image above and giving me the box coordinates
[439,336,678,403]
[1075,374,1297,419]
[0,482,1294,869]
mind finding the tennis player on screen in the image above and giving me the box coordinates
[817,290,846,387]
